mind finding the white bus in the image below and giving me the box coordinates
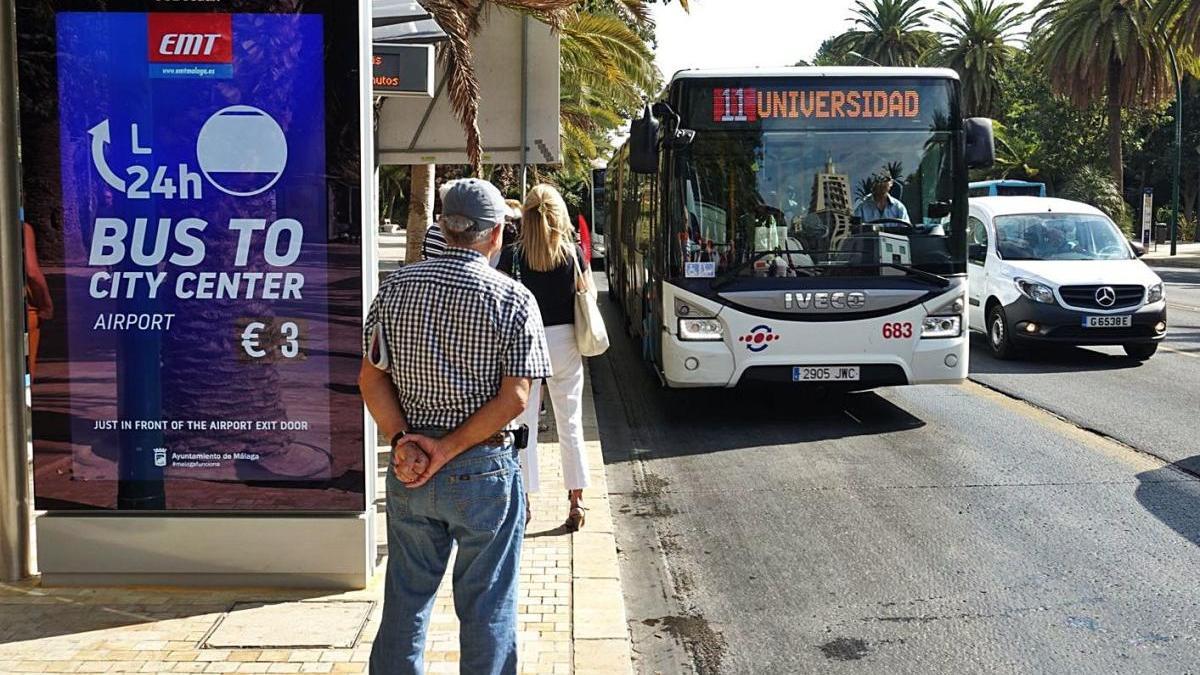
[605,68,995,389]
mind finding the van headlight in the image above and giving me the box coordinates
[1014,278,1056,305]
[1147,283,1164,303]
[679,318,723,341]
[921,315,962,339]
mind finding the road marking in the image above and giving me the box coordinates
[843,410,863,424]
[961,381,1168,472]
[1159,344,1200,359]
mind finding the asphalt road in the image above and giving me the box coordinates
[590,272,1200,674]
[970,266,1200,466]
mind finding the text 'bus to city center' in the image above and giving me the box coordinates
[605,67,996,389]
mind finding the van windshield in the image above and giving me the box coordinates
[994,213,1133,261]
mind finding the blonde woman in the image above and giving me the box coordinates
[498,185,590,531]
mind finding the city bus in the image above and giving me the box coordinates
[605,67,995,388]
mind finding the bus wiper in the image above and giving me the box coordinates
[864,262,951,287]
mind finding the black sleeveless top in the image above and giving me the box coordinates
[497,244,584,327]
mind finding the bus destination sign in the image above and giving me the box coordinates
[713,87,922,123]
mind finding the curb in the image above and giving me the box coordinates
[1145,256,1200,269]
[572,369,634,675]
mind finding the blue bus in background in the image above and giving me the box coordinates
[969,179,1046,197]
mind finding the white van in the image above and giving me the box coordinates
[967,197,1166,360]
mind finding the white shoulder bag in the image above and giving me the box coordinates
[571,247,610,357]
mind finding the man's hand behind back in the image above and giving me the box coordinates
[392,442,430,484]
[401,435,454,489]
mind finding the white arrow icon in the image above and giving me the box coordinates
[88,120,126,193]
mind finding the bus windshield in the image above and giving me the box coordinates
[673,129,961,280]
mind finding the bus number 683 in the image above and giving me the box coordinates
[882,322,913,339]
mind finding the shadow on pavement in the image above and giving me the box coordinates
[968,334,1144,375]
[1134,457,1200,547]
[589,298,926,464]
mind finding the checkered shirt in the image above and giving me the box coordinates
[363,246,552,430]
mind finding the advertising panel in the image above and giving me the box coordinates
[17,1,365,512]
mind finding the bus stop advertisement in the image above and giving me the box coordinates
[15,0,376,587]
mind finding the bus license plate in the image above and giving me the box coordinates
[1082,315,1132,328]
[793,366,860,382]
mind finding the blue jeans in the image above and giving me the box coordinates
[369,439,525,675]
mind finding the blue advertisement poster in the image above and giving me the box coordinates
[19,4,366,511]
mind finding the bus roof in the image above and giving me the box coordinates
[668,66,960,85]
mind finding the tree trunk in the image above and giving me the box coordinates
[1107,56,1124,196]
[405,164,435,264]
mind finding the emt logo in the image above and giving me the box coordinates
[148,13,233,79]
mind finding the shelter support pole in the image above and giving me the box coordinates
[0,0,33,582]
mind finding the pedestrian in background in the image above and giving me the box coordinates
[361,178,552,674]
[419,180,457,260]
[499,184,591,531]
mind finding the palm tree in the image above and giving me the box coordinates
[1155,0,1200,56]
[559,10,658,177]
[830,0,940,67]
[1032,0,1176,194]
[421,0,655,173]
[933,0,1028,117]
[405,165,435,263]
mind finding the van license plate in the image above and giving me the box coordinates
[793,366,860,382]
[1083,315,1132,328]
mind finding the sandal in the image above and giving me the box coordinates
[564,502,586,532]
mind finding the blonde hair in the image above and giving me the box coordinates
[519,184,575,272]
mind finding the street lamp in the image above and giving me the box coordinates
[846,51,884,67]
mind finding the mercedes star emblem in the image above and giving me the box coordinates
[1095,286,1117,307]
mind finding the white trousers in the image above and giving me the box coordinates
[519,324,590,493]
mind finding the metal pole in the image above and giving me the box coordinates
[0,0,33,581]
[519,14,528,200]
[1169,61,1182,255]
[1139,0,1182,255]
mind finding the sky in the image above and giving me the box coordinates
[650,0,1043,82]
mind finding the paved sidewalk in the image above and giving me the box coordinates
[0,376,630,674]
[1144,241,1200,268]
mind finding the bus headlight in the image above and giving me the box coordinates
[1147,283,1164,303]
[921,315,962,339]
[679,318,724,341]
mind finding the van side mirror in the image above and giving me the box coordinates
[1130,240,1146,258]
[968,243,987,262]
[629,105,660,175]
[964,118,995,170]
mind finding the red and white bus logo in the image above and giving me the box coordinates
[148,14,232,63]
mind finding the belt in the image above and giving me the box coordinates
[481,430,515,446]
[409,428,515,447]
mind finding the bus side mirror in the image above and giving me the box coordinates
[629,105,660,175]
[964,118,995,170]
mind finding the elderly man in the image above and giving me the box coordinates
[853,174,910,224]
[361,178,552,675]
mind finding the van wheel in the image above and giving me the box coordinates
[1123,343,1158,361]
[987,304,1019,360]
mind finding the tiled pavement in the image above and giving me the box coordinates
[0,376,630,674]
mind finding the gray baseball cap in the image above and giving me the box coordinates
[441,179,508,233]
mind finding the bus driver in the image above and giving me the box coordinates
[853,174,910,224]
